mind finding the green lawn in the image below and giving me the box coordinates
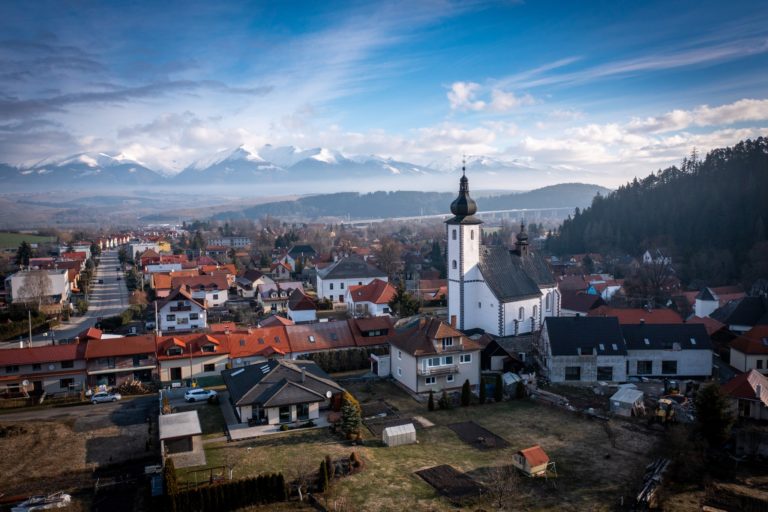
[181,381,660,511]
[175,402,227,440]
[0,232,56,250]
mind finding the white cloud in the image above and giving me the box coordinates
[628,98,768,133]
[447,81,533,112]
[447,82,486,111]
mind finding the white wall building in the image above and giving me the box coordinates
[316,257,388,305]
[158,289,207,332]
[5,269,71,306]
[208,236,251,248]
[446,172,560,336]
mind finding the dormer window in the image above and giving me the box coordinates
[167,347,182,356]
[177,301,184,307]
[442,337,453,349]
[308,335,315,343]
[198,284,205,291]
[274,336,280,344]
[258,338,264,344]
[240,339,246,346]
[202,344,216,353]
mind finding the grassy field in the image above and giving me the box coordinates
[184,380,660,511]
[0,231,56,249]
[176,402,227,440]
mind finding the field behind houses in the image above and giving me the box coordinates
[0,231,56,249]
[191,381,660,511]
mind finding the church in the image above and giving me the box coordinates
[446,170,560,336]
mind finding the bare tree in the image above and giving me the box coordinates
[287,452,316,502]
[17,270,52,309]
[375,237,402,280]
[485,465,521,510]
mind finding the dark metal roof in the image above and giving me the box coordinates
[445,173,483,225]
[317,256,387,280]
[544,316,626,356]
[711,296,768,327]
[478,246,543,301]
[621,323,712,351]
[696,287,717,301]
[288,245,317,258]
[561,290,605,312]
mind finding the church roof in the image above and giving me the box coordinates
[478,245,553,302]
[445,172,483,225]
[696,287,717,301]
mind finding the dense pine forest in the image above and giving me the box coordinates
[547,137,768,287]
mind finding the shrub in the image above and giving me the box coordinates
[515,380,527,399]
[317,459,329,492]
[438,389,451,410]
[279,424,289,431]
[494,374,504,402]
[479,379,487,404]
[427,389,435,411]
[461,379,471,406]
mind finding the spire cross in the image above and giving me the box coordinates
[462,154,466,177]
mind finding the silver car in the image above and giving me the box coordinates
[92,391,122,404]
[184,388,217,402]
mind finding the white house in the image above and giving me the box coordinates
[156,332,227,384]
[389,317,481,394]
[694,287,720,318]
[5,269,71,308]
[258,282,304,314]
[270,261,292,281]
[208,236,251,248]
[316,256,387,305]
[286,288,317,323]
[235,269,275,298]
[722,370,768,421]
[446,171,560,336]
[621,323,712,378]
[730,326,768,374]
[158,288,207,332]
[642,249,671,266]
[171,275,229,308]
[346,279,396,317]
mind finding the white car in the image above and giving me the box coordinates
[184,388,217,402]
[92,391,121,404]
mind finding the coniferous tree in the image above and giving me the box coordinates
[427,389,435,411]
[695,383,735,447]
[479,379,487,404]
[494,374,504,402]
[15,241,33,267]
[461,379,471,406]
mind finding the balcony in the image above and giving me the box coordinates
[170,305,192,312]
[418,364,459,376]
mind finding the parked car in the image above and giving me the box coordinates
[184,388,217,402]
[92,391,122,404]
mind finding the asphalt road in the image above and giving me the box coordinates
[0,394,156,426]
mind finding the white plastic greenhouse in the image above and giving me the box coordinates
[382,423,417,447]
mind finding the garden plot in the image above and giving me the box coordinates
[416,464,486,505]
[447,421,510,450]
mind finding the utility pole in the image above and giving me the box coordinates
[28,309,32,347]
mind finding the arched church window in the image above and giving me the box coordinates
[533,305,538,318]
[452,229,457,240]
[470,230,474,240]
[519,307,524,320]
[452,260,457,270]
[546,292,552,311]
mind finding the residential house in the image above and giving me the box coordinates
[346,279,395,318]
[642,249,671,266]
[711,297,768,334]
[208,236,252,248]
[260,315,295,328]
[235,269,275,298]
[287,244,317,263]
[560,290,605,317]
[270,261,293,281]
[722,370,768,420]
[171,274,229,308]
[156,333,229,385]
[539,317,627,383]
[0,343,87,396]
[227,327,291,367]
[84,334,158,387]
[316,256,387,305]
[286,321,356,358]
[222,359,344,425]
[730,325,768,374]
[389,317,481,394]
[681,285,745,318]
[4,269,72,313]
[477,334,535,372]
[157,288,207,332]
[347,316,394,349]
[588,307,683,324]
[286,288,317,323]
[257,282,304,314]
[445,173,560,335]
[621,323,712,378]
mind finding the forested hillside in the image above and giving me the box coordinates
[548,138,768,287]
[213,183,610,221]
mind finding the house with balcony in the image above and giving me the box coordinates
[157,288,207,333]
[84,334,158,388]
[156,333,229,385]
[346,278,396,317]
[257,282,304,314]
[4,268,72,313]
[222,359,343,426]
[0,343,87,396]
[171,274,229,308]
[389,317,481,394]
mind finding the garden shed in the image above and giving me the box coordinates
[382,422,417,447]
[512,444,550,477]
[610,387,645,417]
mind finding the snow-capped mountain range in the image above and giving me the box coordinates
[0,145,559,192]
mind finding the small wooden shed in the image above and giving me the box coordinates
[382,423,417,447]
[512,444,550,477]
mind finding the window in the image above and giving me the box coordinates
[397,350,402,360]
[203,363,215,372]
[61,360,74,369]
[202,344,216,353]
[425,376,436,385]
[298,403,310,420]
[446,374,454,383]
[308,335,315,343]
[532,305,538,318]
[170,367,182,380]
[340,282,344,289]
[212,294,219,300]
[167,347,182,356]
[274,336,281,344]
[190,313,199,320]
[460,354,472,364]
[132,355,143,366]
[758,360,764,369]
[279,406,291,423]
[546,292,552,311]
[662,360,678,374]
[167,326,175,331]
[443,355,454,365]
[452,229,457,240]
[597,366,613,381]
[6,365,20,373]
[478,302,482,309]
[452,260,457,270]
[519,307,524,320]
[470,230,474,240]
[397,367,402,376]
[330,283,334,290]
[383,307,390,314]
[637,360,653,375]
[166,314,175,321]
[565,366,581,381]
[442,337,453,349]
[32,363,41,371]
[59,378,74,390]
[427,357,441,367]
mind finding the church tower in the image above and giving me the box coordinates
[445,166,483,330]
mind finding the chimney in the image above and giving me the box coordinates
[450,315,457,328]
[757,383,763,401]
[301,369,306,383]
[640,319,645,324]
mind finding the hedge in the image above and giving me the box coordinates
[165,472,287,512]
[297,347,388,373]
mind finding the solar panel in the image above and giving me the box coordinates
[260,364,270,374]
[231,368,245,377]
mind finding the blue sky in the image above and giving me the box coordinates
[0,0,767,186]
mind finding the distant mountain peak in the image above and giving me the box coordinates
[187,145,264,171]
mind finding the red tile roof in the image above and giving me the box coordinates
[77,327,103,341]
[60,252,86,261]
[347,317,394,348]
[519,445,550,467]
[171,274,229,292]
[687,316,726,336]
[722,370,768,405]
[209,322,238,333]
[156,333,229,360]
[347,279,395,305]
[85,334,157,358]
[260,315,295,327]
[286,321,356,353]
[730,325,768,355]
[390,317,481,356]
[226,327,291,360]
[0,343,85,366]
[588,306,682,324]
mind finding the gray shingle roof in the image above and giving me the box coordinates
[621,323,712,351]
[545,316,626,356]
[478,246,544,301]
[696,287,717,301]
[317,256,386,280]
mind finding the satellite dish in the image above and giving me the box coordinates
[326,390,332,399]
[48,364,55,370]
[22,380,29,387]
[236,358,242,364]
